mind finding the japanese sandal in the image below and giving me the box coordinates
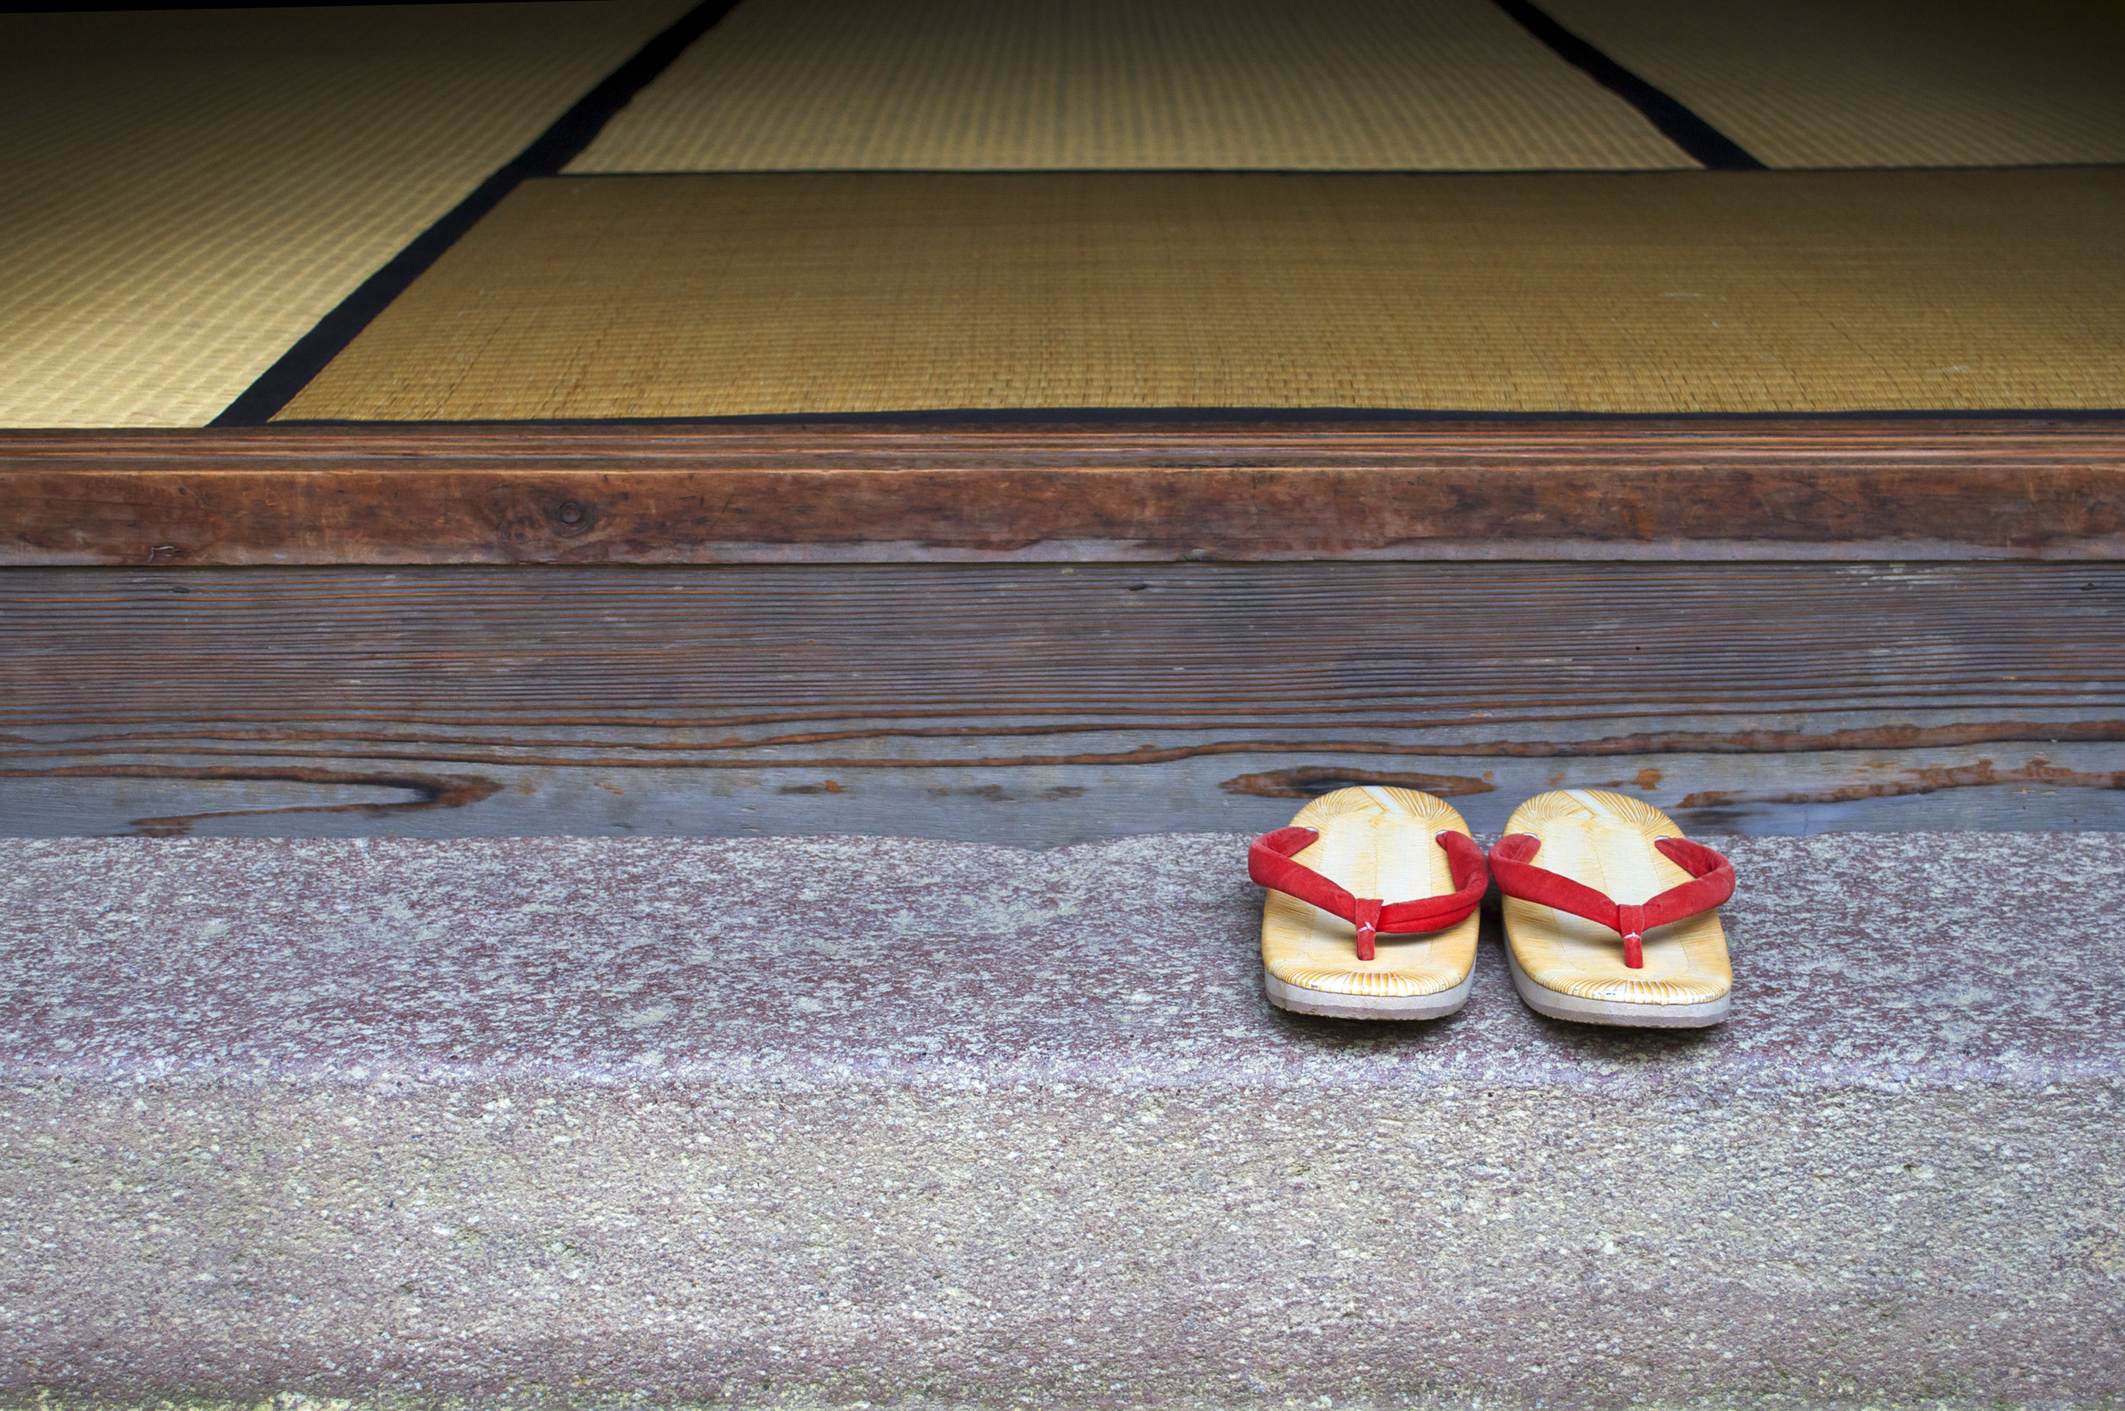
[1489,789,1735,1028]
[1249,785,1490,1020]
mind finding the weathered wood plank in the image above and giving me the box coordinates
[4,419,2124,565]
[4,562,2121,840]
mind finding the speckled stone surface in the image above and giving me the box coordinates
[2,833,2121,1411]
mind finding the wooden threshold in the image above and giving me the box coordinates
[5,560,2123,842]
[5,417,2123,566]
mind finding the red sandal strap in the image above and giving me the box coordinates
[1248,826,1491,961]
[1487,833,1734,969]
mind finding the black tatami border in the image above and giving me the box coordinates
[210,0,746,427]
[1490,0,1766,171]
[272,407,2125,429]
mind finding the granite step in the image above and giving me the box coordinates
[2,832,2120,1410]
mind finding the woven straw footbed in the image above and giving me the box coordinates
[278,166,2125,421]
[1540,0,2125,168]
[567,0,1691,173]
[0,0,692,430]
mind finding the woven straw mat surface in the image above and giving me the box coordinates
[568,0,1692,172]
[278,167,2125,420]
[0,0,693,429]
[1540,0,2125,168]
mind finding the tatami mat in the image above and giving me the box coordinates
[1539,0,2125,169]
[0,0,693,429]
[278,167,2125,420]
[567,0,1692,172]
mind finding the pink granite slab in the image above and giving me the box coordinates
[1,833,2120,1410]
[2,833,2119,1091]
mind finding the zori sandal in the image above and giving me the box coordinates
[1488,789,1736,1028]
[1249,785,1490,1020]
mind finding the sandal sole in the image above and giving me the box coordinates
[1264,967,1473,1021]
[1258,786,1481,1022]
[1506,946,1729,1028]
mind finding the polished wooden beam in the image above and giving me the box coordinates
[5,418,2122,565]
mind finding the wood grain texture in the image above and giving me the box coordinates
[1498,789,1731,1023]
[4,561,2122,842]
[1259,786,1481,1016]
[4,419,2124,565]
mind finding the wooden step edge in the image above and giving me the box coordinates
[5,418,2123,565]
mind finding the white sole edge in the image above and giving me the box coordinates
[1505,947,1730,1028]
[1264,968,1473,1021]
